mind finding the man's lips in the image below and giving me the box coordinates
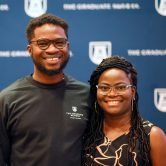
[43,54,61,59]
[43,55,62,62]
[43,56,62,64]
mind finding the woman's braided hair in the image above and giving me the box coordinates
[82,56,151,166]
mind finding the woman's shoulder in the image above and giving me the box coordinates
[142,119,154,135]
[150,126,166,141]
[142,119,166,137]
[150,126,166,166]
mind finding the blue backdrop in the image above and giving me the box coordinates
[0,0,166,131]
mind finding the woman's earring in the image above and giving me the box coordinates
[131,97,135,112]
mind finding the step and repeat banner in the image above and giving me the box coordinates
[0,0,166,131]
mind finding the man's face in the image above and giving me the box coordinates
[27,23,69,76]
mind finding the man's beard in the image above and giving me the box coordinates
[31,56,69,76]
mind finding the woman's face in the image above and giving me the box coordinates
[97,68,135,117]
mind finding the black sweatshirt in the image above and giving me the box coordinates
[0,75,90,166]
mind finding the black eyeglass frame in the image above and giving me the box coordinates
[30,38,69,50]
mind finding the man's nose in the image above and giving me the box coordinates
[46,43,60,52]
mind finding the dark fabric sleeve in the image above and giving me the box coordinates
[0,95,10,166]
[142,119,154,135]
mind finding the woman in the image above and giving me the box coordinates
[82,56,166,166]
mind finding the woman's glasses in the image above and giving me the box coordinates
[96,84,133,95]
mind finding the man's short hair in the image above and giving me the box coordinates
[26,13,69,43]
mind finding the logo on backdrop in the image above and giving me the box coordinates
[154,88,166,112]
[155,0,166,16]
[89,41,112,65]
[24,0,47,18]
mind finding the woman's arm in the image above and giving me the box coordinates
[150,126,166,166]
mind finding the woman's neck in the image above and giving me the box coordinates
[103,113,131,141]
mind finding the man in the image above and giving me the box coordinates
[0,13,90,166]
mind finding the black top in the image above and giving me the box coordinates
[0,75,90,166]
[86,120,153,166]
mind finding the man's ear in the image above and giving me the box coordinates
[67,41,70,49]
[27,45,32,56]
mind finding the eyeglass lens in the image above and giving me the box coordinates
[31,38,68,50]
[96,84,132,95]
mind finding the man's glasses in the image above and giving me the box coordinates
[30,38,68,50]
[96,84,133,95]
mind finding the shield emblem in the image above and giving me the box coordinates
[72,106,78,112]
[155,0,166,16]
[89,41,112,65]
[154,88,166,112]
[24,0,47,18]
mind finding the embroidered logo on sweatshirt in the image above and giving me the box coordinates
[66,106,84,120]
